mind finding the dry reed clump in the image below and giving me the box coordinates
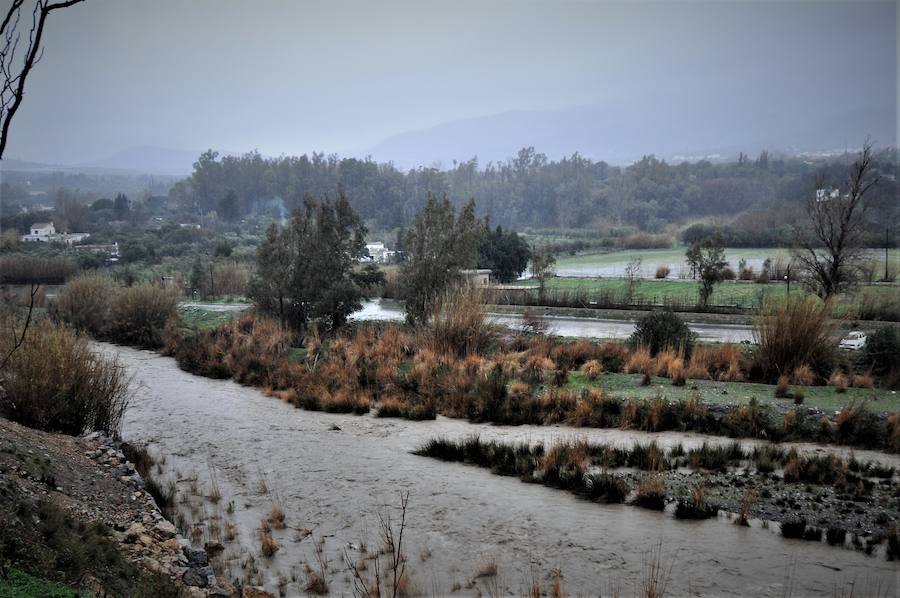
[625,347,655,376]
[634,475,667,510]
[524,355,556,384]
[753,296,836,381]
[792,364,815,386]
[669,358,686,386]
[0,316,130,436]
[792,386,805,405]
[260,528,279,558]
[887,413,900,452]
[54,273,116,335]
[596,341,629,372]
[106,284,180,349]
[550,339,598,369]
[774,375,791,398]
[687,344,745,381]
[223,314,290,386]
[851,371,874,389]
[508,381,532,402]
[828,370,848,393]
[431,284,495,356]
[654,265,671,279]
[267,506,286,530]
[580,359,603,381]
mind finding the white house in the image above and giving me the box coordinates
[22,222,55,241]
[461,269,493,286]
[21,221,90,246]
[364,241,396,263]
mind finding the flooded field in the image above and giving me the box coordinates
[105,343,899,597]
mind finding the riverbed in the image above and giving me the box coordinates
[105,343,899,597]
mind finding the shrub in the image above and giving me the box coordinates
[584,472,629,503]
[107,285,179,348]
[780,518,807,539]
[629,310,695,357]
[862,326,900,377]
[753,296,836,381]
[0,317,130,436]
[597,341,628,372]
[0,254,77,284]
[828,370,848,393]
[580,359,603,381]
[431,284,495,356]
[850,371,874,389]
[774,375,790,398]
[654,265,670,279]
[721,265,736,280]
[633,475,666,510]
[674,485,718,519]
[792,387,805,405]
[55,274,115,336]
[791,364,815,386]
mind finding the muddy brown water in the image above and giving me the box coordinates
[101,344,900,597]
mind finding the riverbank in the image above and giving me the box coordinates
[0,417,238,597]
[104,343,899,596]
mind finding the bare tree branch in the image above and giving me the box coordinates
[0,0,85,158]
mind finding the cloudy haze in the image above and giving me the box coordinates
[6,0,898,169]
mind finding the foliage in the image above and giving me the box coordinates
[862,326,900,377]
[0,317,130,436]
[686,235,727,306]
[753,296,836,381]
[249,192,380,331]
[399,194,481,324]
[477,225,530,283]
[106,285,179,348]
[629,310,695,357]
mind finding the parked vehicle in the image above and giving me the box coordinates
[839,331,867,350]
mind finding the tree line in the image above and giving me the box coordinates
[169,147,898,239]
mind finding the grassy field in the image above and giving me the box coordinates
[511,276,899,316]
[563,370,900,412]
[0,569,82,598]
[178,306,239,330]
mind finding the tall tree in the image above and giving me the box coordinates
[0,0,86,158]
[793,142,879,298]
[218,189,240,222]
[529,244,556,302]
[477,224,531,283]
[686,235,727,307]
[400,194,482,325]
[249,192,381,331]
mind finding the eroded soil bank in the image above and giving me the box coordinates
[105,343,900,597]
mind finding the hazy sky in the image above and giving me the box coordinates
[5,0,898,164]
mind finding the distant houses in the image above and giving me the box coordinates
[21,221,90,246]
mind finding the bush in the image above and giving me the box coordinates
[0,254,77,284]
[55,274,115,336]
[431,284,495,356]
[107,285,178,348]
[753,296,836,381]
[654,265,670,279]
[629,310,695,357]
[0,317,130,436]
[862,326,900,377]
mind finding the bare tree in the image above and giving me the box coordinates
[793,141,880,298]
[0,0,86,159]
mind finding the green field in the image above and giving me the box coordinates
[564,371,900,413]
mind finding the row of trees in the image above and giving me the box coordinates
[171,147,899,236]
[250,193,533,332]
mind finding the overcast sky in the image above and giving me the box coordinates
[5,0,898,164]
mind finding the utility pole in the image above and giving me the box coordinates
[886,226,890,282]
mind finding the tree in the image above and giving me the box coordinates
[686,235,727,307]
[477,225,531,283]
[113,192,130,221]
[218,189,240,222]
[793,142,880,298]
[249,192,381,331]
[0,0,86,158]
[530,244,556,302]
[400,194,482,325]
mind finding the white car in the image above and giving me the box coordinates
[839,331,867,350]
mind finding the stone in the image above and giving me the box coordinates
[182,568,209,588]
[154,519,178,538]
[183,546,209,567]
[138,534,154,547]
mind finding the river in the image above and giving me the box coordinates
[352,299,755,343]
[106,343,899,597]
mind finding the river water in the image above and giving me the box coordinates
[352,299,754,343]
[105,344,899,597]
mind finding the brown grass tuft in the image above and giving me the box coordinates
[580,359,603,381]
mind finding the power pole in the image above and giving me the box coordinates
[886,226,890,282]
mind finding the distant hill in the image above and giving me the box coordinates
[2,146,218,176]
[368,101,897,168]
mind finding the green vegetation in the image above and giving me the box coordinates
[0,569,84,598]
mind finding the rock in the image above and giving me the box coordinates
[183,568,209,588]
[142,557,164,574]
[204,540,225,554]
[183,546,209,567]
[138,534,154,547]
[154,519,178,539]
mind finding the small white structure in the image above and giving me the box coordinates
[21,221,90,246]
[815,188,841,202]
[22,222,55,241]
[461,269,492,286]
[364,241,396,263]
